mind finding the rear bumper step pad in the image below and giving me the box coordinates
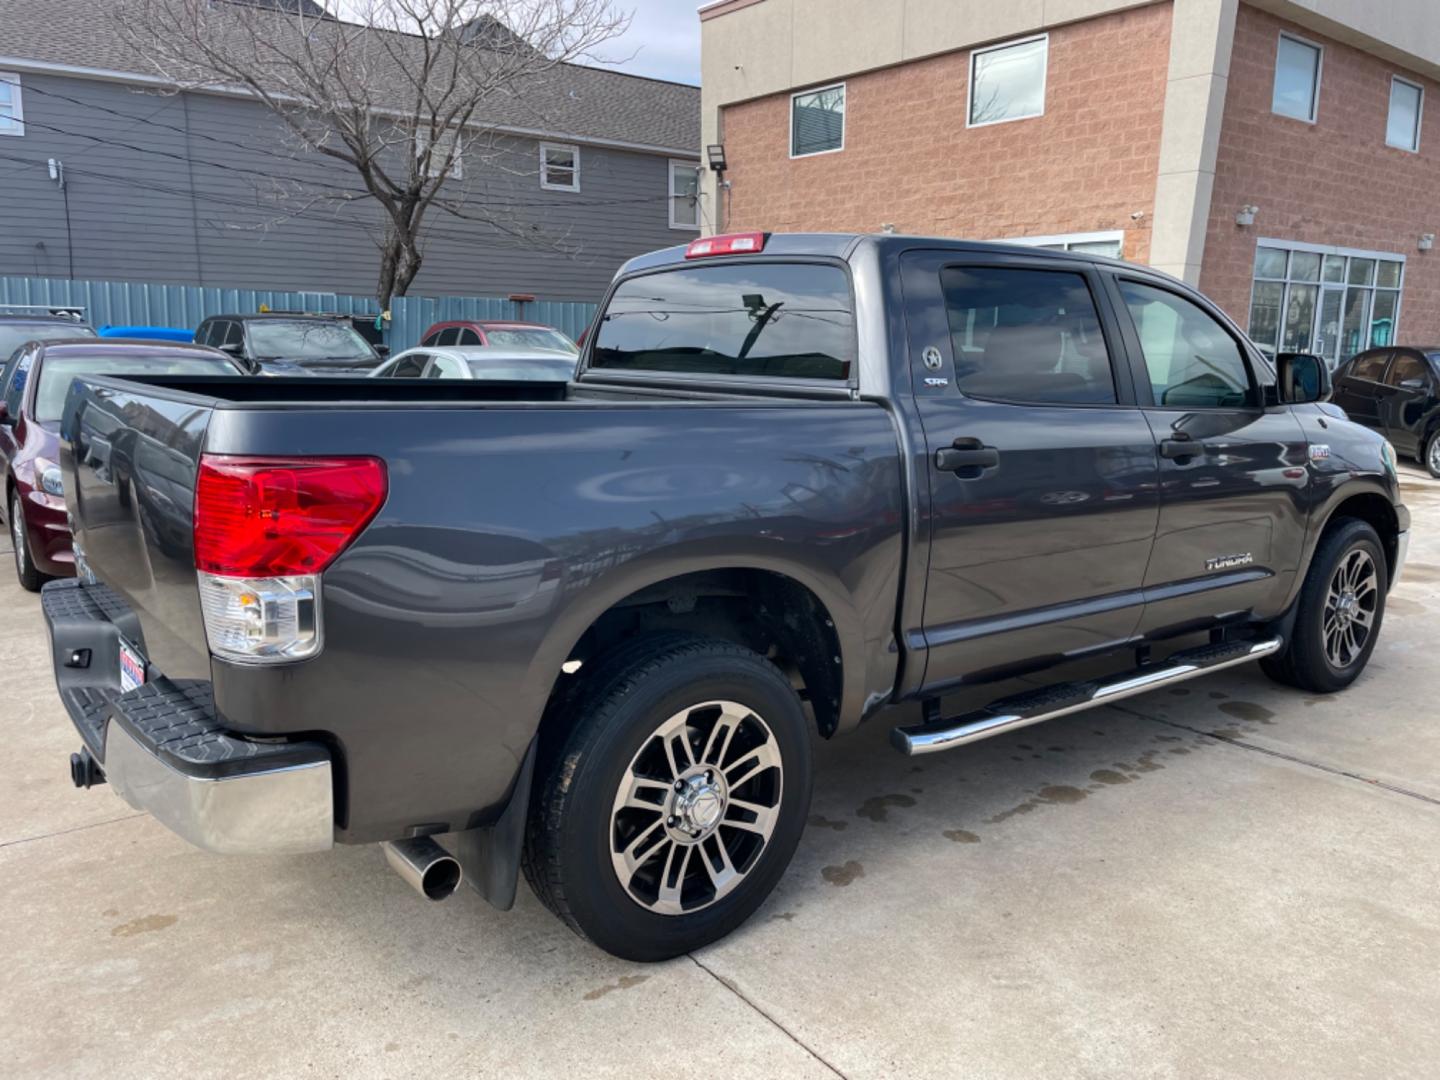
[892,637,1283,756]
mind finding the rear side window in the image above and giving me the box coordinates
[436,327,461,347]
[458,329,482,345]
[1119,280,1254,408]
[1349,351,1389,380]
[940,266,1116,404]
[421,331,440,347]
[591,263,855,381]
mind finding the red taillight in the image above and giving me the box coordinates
[194,455,387,577]
[685,231,767,258]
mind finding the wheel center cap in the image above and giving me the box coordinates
[1337,593,1357,623]
[676,779,725,834]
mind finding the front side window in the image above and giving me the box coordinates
[540,142,580,191]
[387,352,429,378]
[458,329,482,346]
[969,36,1048,127]
[592,262,855,381]
[0,72,23,136]
[790,84,845,157]
[425,354,467,379]
[2,347,32,415]
[436,327,460,347]
[1120,281,1252,408]
[1000,232,1123,259]
[1273,34,1322,122]
[1385,353,1428,387]
[1387,77,1423,151]
[940,266,1115,405]
[669,160,702,229]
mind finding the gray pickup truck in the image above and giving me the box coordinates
[44,233,1408,960]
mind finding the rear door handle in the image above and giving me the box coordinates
[1159,437,1198,460]
[935,438,999,474]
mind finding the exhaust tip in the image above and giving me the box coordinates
[382,837,462,902]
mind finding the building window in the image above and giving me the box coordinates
[540,142,580,191]
[969,35,1048,127]
[415,129,462,180]
[1387,76,1423,151]
[1248,241,1404,368]
[1273,34,1322,122]
[1000,231,1124,258]
[669,160,702,230]
[790,83,844,157]
[0,72,23,136]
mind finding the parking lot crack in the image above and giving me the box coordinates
[0,812,147,851]
[687,954,849,1079]
[1112,704,1440,807]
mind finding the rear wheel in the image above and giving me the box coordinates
[1262,519,1386,693]
[10,493,44,592]
[523,635,813,961]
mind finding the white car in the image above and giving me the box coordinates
[369,345,579,382]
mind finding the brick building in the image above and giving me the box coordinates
[699,0,1440,366]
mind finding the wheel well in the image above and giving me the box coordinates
[1323,493,1400,582]
[546,569,845,738]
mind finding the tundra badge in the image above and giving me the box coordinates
[1206,553,1254,571]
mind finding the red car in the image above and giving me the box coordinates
[0,339,242,590]
[418,320,577,354]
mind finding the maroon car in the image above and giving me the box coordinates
[0,339,242,590]
[418,320,577,353]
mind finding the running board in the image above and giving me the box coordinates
[891,637,1283,756]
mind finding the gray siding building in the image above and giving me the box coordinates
[0,1,701,304]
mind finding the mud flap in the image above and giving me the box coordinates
[450,738,537,911]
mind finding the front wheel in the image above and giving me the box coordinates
[523,635,813,961]
[1424,430,1440,479]
[1262,519,1386,693]
[11,493,44,592]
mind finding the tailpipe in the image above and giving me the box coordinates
[381,837,462,901]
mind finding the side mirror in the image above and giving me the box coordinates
[1276,353,1331,405]
[218,341,243,356]
[374,344,391,358]
[1400,377,1427,390]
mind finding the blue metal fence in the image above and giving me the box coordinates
[0,275,597,351]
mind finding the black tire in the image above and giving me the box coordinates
[10,492,44,593]
[523,634,813,961]
[1262,518,1386,693]
[1423,429,1440,479]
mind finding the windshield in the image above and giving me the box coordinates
[0,323,94,361]
[482,328,577,353]
[466,358,577,381]
[246,320,375,362]
[35,354,240,423]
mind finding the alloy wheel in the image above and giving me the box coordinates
[1324,547,1379,669]
[1428,436,1440,475]
[609,700,782,916]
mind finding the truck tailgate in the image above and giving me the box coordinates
[61,378,215,681]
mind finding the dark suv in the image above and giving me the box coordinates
[194,313,386,376]
[1332,346,1440,476]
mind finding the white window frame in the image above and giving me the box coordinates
[998,230,1124,255]
[415,128,462,180]
[789,82,846,159]
[967,34,1049,129]
[540,141,581,192]
[1272,32,1324,124]
[668,159,703,231]
[0,71,24,136]
[1386,75,1424,153]
[1248,237,1406,363]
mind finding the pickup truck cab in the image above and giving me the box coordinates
[44,234,1408,961]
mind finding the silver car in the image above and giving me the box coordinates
[370,345,578,382]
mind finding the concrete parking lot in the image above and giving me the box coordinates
[3,472,1438,1080]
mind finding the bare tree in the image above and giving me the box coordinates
[115,0,629,306]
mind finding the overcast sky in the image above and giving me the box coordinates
[592,1,701,85]
[330,2,702,85]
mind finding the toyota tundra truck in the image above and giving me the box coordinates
[43,233,1409,961]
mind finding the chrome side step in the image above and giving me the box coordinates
[891,637,1283,756]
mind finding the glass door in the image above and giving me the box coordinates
[1314,287,1344,369]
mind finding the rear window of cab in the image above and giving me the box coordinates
[590,262,855,381]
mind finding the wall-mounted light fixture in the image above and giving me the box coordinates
[707,144,728,174]
[1420,233,1435,252]
[1236,205,1259,227]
